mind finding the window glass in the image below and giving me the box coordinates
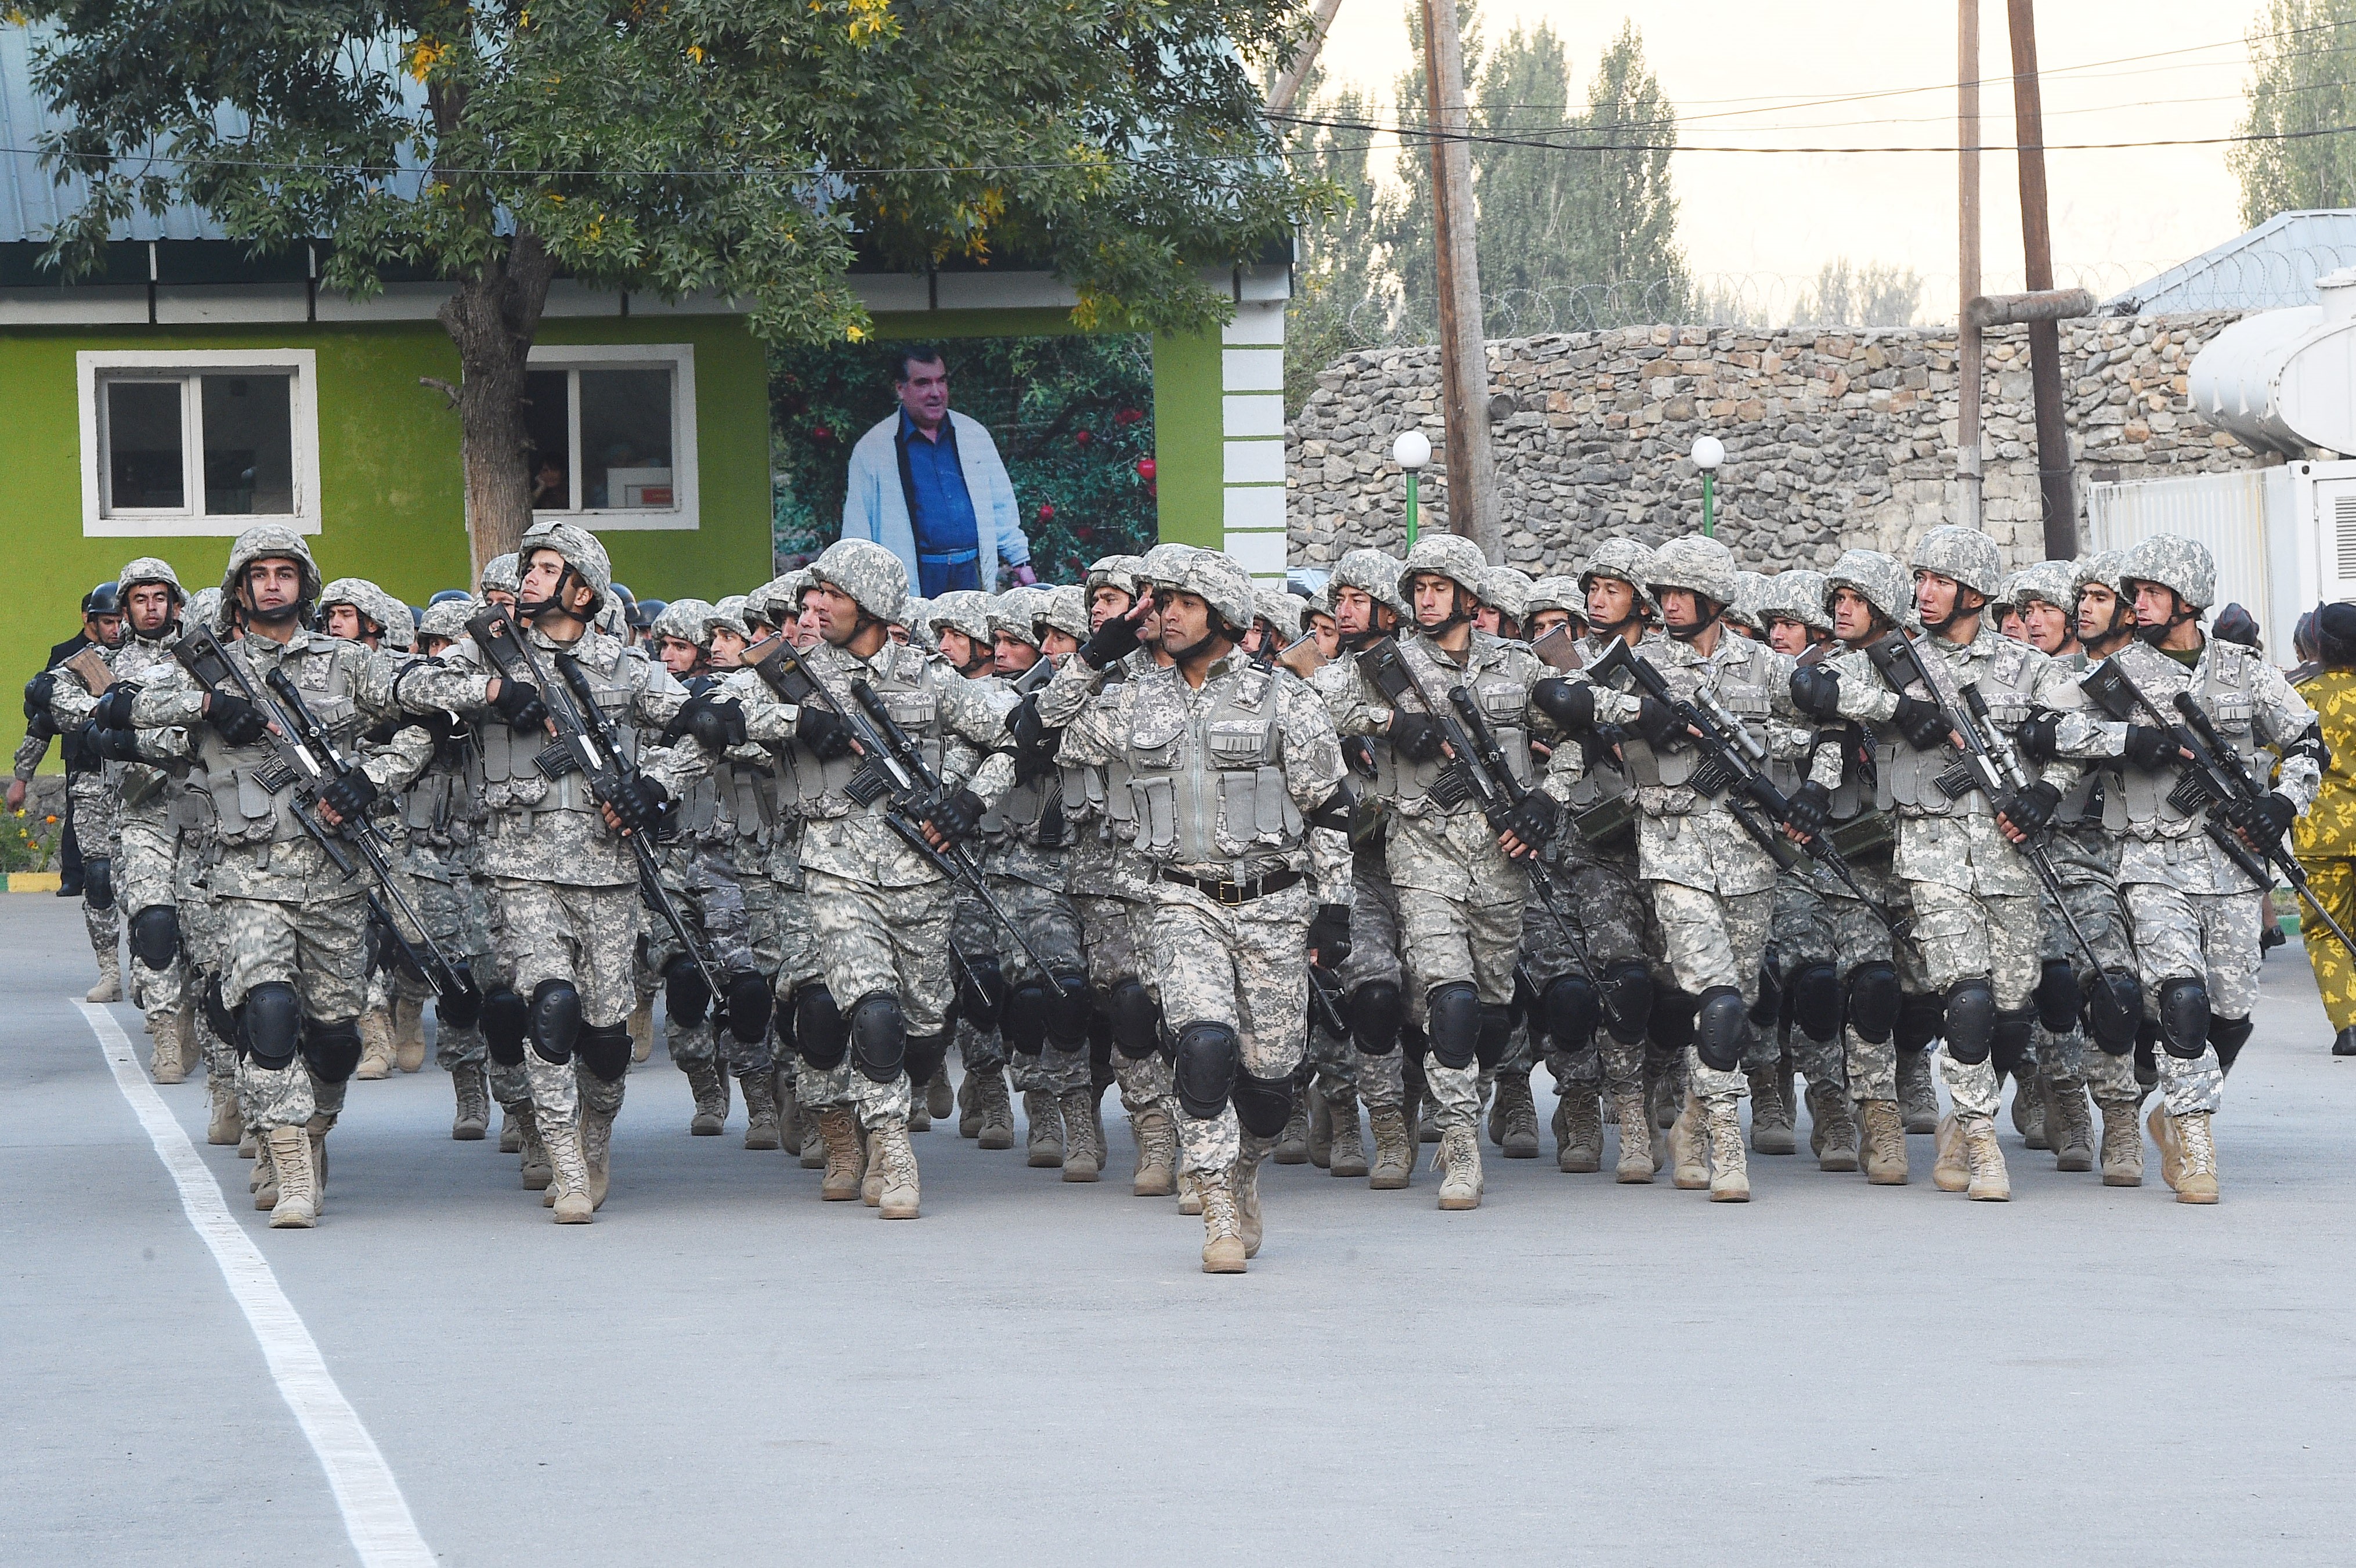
[580,368,674,509]
[106,381,185,510]
[200,374,294,515]
[524,369,572,511]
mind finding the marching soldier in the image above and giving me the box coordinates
[15,583,126,1007]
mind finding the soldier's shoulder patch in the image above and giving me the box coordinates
[1233,669,1274,709]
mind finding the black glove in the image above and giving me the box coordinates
[797,705,855,761]
[93,684,140,730]
[1078,614,1141,670]
[1999,779,2061,834]
[1783,778,1833,839]
[22,671,54,722]
[924,786,987,844]
[1008,695,1048,756]
[1788,664,1841,721]
[1892,694,1949,752]
[1632,695,1685,750]
[206,690,269,747]
[1306,902,1352,969]
[1530,677,1596,734]
[1390,711,1444,763]
[2014,710,2059,764]
[2229,790,2297,844]
[320,771,380,822]
[1501,789,1563,848]
[88,725,142,762]
[491,679,547,734]
[2122,724,2180,771]
[682,695,747,752]
[606,774,671,837]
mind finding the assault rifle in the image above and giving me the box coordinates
[464,608,722,1000]
[1308,963,1349,1040]
[749,636,1075,997]
[2080,656,2356,958]
[1592,638,1905,937]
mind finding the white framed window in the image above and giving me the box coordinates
[524,342,699,531]
[78,349,321,537]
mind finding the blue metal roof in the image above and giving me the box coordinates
[2104,209,2356,315]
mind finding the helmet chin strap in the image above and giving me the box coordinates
[1416,583,1473,638]
[1664,598,1723,642]
[1918,587,1983,637]
[1165,619,1238,667]
[518,563,583,623]
[2135,593,2198,646]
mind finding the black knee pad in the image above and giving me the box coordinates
[1749,948,1783,1029]
[240,982,302,1070]
[576,1022,631,1082]
[1232,1071,1293,1139]
[662,955,710,1027]
[1108,979,1159,1059]
[528,978,582,1065]
[1047,972,1091,1050]
[440,962,485,1031]
[1694,985,1748,1073]
[1895,991,1945,1054]
[794,984,847,1070]
[905,1029,951,1090]
[724,970,772,1046]
[2134,1021,2160,1086]
[299,1017,364,1083]
[1002,978,1053,1056]
[2033,957,2080,1034]
[2087,969,2142,1055]
[2159,977,2211,1060]
[1941,979,1997,1065]
[1426,982,1481,1070]
[201,973,240,1050]
[2209,1013,2253,1076]
[1790,962,1842,1044]
[83,856,114,912]
[850,991,906,1084]
[1602,960,1653,1046]
[1991,1008,2036,1079]
[1649,988,1697,1053]
[481,985,526,1066]
[1475,1003,1514,1070]
[1542,974,1600,1054]
[1839,962,1900,1045]
[956,954,1004,1030]
[1348,979,1403,1057]
[129,904,179,970]
[1087,1007,1114,1069]
[1173,1020,1241,1121]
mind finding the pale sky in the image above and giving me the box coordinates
[1309,0,2271,318]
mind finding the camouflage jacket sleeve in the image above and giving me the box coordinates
[1827,645,1900,725]
[631,659,713,799]
[1806,733,1847,790]
[1273,671,1354,902]
[13,726,49,781]
[360,716,438,795]
[1034,653,1113,728]
[1051,672,1133,771]
[933,660,1015,808]
[2018,652,2087,793]
[1314,655,1390,737]
[2255,659,2325,811]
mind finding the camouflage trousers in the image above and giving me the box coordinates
[1075,884,1173,1115]
[801,867,955,1132]
[219,889,369,1021]
[487,877,642,1027]
[1905,879,2040,1121]
[1149,875,1312,1176]
[653,840,767,1079]
[1534,847,1654,1103]
[1339,851,1408,1111]
[948,882,1007,1076]
[1647,879,1772,1114]
[2037,866,2141,1105]
[989,872,1090,1096]
[1770,858,1905,1101]
[397,864,496,1071]
[176,846,234,1082]
[115,815,184,1024]
[2121,879,2250,1118]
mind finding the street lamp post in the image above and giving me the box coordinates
[1690,435,1726,537]
[1393,429,1432,546]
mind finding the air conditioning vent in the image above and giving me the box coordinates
[2338,494,2356,581]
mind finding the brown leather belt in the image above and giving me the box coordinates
[1155,867,1304,905]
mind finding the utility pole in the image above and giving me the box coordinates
[2007,0,2077,558]
[1419,0,1499,558]
[1266,0,1346,117]
[1957,0,1983,530]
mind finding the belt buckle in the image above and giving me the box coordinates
[1217,877,1247,905]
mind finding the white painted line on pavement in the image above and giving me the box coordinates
[76,999,435,1568]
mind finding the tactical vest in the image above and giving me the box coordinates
[1062,664,1137,845]
[1121,664,1305,868]
[476,642,640,818]
[1882,637,2040,818]
[194,638,357,849]
[1620,638,1776,797]
[2116,640,2268,830]
[790,645,945,818]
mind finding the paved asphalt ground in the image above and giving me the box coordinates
[7,892,2355,1566]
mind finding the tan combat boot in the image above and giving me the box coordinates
[265,1125,318,1229]
[1060,1088,1104,1182]
[1806,1081,1861,1173]
[627,995,654,1063]
[1745,1067,1795,1155]
[740,1070,782,1150]
[1647,1070,1680,1133]
[1436,1124,1484,1210]
[1613,1095,1654,1183]
[2173,1111,2218,1204]
[1327,1090,1369,1179]
[1199,1173,1247,1274]
[1558,1087,1603,1173]
[908,1088,932,1133]
[1493,1072,1541,1159]
[1962,1116,2010,1201]
[1705,1100,1750,1202]
[542,1119,595,1224]
[392,993,427,1073]
[926,1061,954,1123]
[2149,1103,2184,1191]
[2097,1099,2143,1186]
[86,945,124,1004]
[1273,1094,1311,1165]
[974,1070,1016,1150]
[1024,1090,1065,1168]
[1898,1048,1940,1133]
[2047,1078,2094,1172]
[956,1071,981,1138]
[1860,1100,1909,1184]
[499,1106,523,1154]
[1234,1144,1269,1256]
[862,1132,885,1206]
[450,1063,490,1141]
[206,1078,244,1147]
[252,1133,278,1208]
[684,1061,728,1135]
[2011,1071,2048,1151]
[818,1108,864,1200]
[874,1123,922,1218]
[582,1107,615,1210]
[1668,1092,1710,1190]
[1367,1105,1414,1190]
[1132,1107,1177,1196]
[516,1108,552,1191]
[354,1009,396,1079]
[1932,1113,1970,1191]
[1176,1166,1205,1215]
[149,1007,186,1084]
[1307,1082,1333,1168]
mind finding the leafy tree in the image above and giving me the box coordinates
[2232,0,2356,226]
[19,0,1327,569]
[1281,77,1393,414]
[1565,23,1685,312]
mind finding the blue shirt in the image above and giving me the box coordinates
[896,411,981,566]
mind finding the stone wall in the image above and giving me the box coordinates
[1286,311,2265,575]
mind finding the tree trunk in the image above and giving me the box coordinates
[436,232,558,581]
